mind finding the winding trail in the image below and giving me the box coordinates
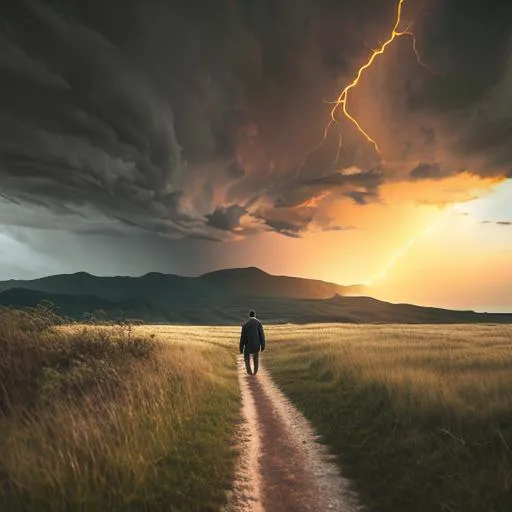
[226,357,361,512]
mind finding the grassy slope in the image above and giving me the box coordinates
[264,323,512,512]
[0,312,241,511]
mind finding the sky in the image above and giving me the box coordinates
[0,0,511,312]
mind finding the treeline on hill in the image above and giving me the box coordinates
[0,304,239,511]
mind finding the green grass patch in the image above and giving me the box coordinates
[264,323,512,512]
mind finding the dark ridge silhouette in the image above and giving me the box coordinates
[0,268,510,324]
[201,267,366,299]
[0,267,364,302]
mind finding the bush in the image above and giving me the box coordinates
[0,318,239,511]
[0,305,155,412]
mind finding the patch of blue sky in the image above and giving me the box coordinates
[464,179,512,223]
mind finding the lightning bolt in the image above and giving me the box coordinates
[293,0,445,285]
[299,0,440,174]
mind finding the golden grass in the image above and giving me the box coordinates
[267,323,512,416]
[264,323,512,512]
[0,312,240,511]
[5,310,510,511]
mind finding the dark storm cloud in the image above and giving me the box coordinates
[261,218,304,238]
[304,168,383,189]
[1,0,511,240]
[227,162,246,181]
[409,162,453,181]
[387,0,512,182]
[206,204,247,231]
[268,167,383,211]
[345,190,376,205]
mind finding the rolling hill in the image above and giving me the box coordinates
[0,267,510,324]
[0,267,364,302]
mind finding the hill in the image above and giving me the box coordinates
[0,267,363,303]
[0,268,510,324]
[200,267,366,298]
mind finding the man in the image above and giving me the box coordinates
[239,310,265,375]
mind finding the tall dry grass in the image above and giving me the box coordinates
[265,323,512,512]
[0,309,239,511]
[276,324,512,414]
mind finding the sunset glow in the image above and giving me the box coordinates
[0,0,510,312]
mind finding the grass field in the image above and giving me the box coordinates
[264,323,512,512]
[0,309,241,511]
[3,312,511,512]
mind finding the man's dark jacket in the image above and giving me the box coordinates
[239,317,265,354]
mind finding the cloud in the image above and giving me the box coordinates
[323,224,357,231]
[268,168,383,210]
[206,204,247,232]
[409,162,451,181]
[0,0,511,240]
[261,219,304,239]
[481,220,512,226]
[345,190,377,205]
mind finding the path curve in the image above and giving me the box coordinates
[226,356,361,512]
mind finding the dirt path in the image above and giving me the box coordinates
[225,356,361,512]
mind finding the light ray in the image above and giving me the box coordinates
[369,207,453,285]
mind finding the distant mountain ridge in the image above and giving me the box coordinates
[0,267,510,324]
[0,267,365,302]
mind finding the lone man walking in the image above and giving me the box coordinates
[239,310,265,375]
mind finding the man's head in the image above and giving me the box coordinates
[249,310,256,318]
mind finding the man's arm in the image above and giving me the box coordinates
[258,322,265,351]
[239,324,246,354]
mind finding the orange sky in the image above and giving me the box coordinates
[224,176,511,312]
[1,0,511,314]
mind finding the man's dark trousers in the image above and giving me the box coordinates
[244,350,259,375]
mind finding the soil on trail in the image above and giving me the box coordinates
[225,357,361,512]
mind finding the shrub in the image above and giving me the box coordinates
[0,305,155,412]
